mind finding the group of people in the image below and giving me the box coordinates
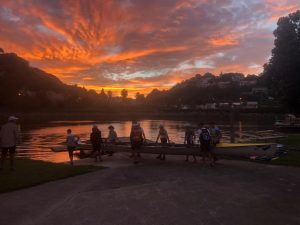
[66,125,118,165]
[66,121,221,166]
[184,122,222,166]
[0,115,221,170]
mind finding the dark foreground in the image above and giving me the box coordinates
[0,157,299,225]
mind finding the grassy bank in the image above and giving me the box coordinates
[269,134,300,167]
[0,159,101,193]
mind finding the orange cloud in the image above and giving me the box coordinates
[1,0,300,97]
[208,35,239,47]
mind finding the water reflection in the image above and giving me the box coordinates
[17,119,279,163]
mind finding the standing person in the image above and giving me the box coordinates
[209,122,222,164]
[184,125,197,162]
[106,125,118,156]
[66,129,79,165]
[130,121,146,164]
[90,125,103,162]
[0,116,20,171]
[107,125,118,143]
[209,122,222,145]
[198,123,213,166]
[155,125,170,160]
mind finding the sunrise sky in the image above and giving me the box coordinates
[0,0,299,97]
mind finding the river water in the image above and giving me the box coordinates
[15,118,283,163]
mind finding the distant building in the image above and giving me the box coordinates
[217,81,231,88]
[240,80,257,86]
[231,74,244,82]
[251,87,268,95]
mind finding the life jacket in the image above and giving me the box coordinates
[200,128,211,143]
[131,126,143,142]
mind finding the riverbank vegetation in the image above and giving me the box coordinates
[0,159,101,193]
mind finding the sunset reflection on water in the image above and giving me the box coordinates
[17,120,276,163]
[18,120,189,163]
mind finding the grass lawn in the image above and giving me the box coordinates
[0,158,101,193]
[269,134,300,167]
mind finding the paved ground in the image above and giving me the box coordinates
[0,154,300,225]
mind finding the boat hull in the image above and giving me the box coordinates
[51,143,277,158]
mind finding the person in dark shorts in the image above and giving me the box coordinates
[184,125,197,162]
[66,129,79,165]
[155,124,170,160]
[90,125,103,162]
[130,121,145,164]
[198,124,213,166]
[0,116,20,171]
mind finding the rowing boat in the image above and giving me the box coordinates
[51,142,278,158]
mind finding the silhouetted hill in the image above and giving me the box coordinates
[0,53,101,111]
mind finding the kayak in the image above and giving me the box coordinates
[51,142,278,158]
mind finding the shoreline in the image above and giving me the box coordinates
[0,111,282,123]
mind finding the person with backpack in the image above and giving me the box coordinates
[66,129,79,165]
[130,121,146,164]
[155,124,170,160]
[184,125,197,162]
[197,123,213,166]
[90,125,103,162]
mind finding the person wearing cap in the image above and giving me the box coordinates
[0,116,21,171]
[155,124,170,160]
[107,125,118,143]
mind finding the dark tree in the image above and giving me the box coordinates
[0,48,4,54]
[121,89,128,101]
[262,10,300,112]
[135,92,145,104]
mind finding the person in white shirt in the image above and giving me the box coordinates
[0,116,21,171]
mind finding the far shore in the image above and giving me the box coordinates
[0,110,283,124]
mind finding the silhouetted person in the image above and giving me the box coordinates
[90,125,103,162]
[184,125,196,162]
[107,125,118,143]
[66,129,79,165]
[155,124,170,160]
[130,121,145,164]
[209,122,222,165]
[198,123,213,166]
[0,116,20,171]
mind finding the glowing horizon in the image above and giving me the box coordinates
[0,0,299,97]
